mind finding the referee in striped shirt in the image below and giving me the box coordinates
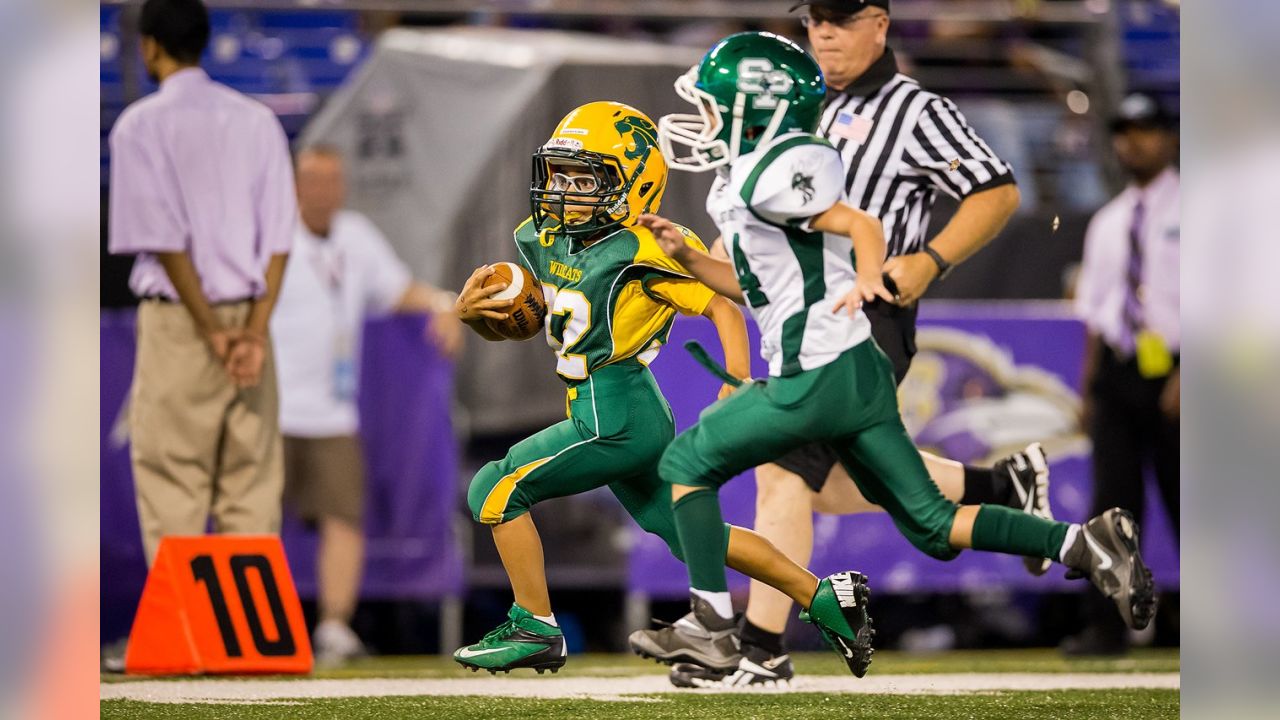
[678,0,1045,688]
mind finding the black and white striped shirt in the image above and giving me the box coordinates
[817,49,1015,258]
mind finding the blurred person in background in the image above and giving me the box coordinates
[272,145,462,666]
[1066,93,1179,656]
[673,0,1040,688]
[107,0,295,567]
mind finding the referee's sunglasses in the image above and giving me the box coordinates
[800,9,886,29]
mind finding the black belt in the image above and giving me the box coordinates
[140,295,256,306]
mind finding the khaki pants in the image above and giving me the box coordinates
[129,300,284,566]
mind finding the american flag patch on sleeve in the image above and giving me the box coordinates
[831,110,873,144]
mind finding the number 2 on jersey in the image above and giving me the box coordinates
[543,284,592,379]
[730,233,770,308]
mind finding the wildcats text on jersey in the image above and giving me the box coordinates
[548,261,583,283]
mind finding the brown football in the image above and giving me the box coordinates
[483,262,547,341]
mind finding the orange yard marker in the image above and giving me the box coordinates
[124,536,312,675]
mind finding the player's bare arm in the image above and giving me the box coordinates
[701,295,750,399]
[810,203,896,314]
[638,214,745,304]
[708,235,728,260]
[455,265,512,341]
[884,183,1020,305]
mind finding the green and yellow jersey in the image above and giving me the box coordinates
[512,217,714,384]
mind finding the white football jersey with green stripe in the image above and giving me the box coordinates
[707,131,872,377]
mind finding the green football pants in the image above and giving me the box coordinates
[467,362,686,560]
[660,340,960,561]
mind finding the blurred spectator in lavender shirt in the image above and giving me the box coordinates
[107,0,296,566]
[1066,93,1179,656]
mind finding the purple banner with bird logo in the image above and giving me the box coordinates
[100,311,462,642]
[630,302,1179,598]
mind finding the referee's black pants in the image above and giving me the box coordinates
[1081,343,1179,643]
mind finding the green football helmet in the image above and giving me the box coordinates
[658,31,826,172]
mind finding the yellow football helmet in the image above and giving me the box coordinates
[531,101,668,237]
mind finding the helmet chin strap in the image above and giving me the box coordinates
[729,94,792,159]
[730,93,746,161]
[760,99,792,148]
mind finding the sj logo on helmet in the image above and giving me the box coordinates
[737,58,795,110]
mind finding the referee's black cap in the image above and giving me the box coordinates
[790,0,891,14]
[1110,93,1178,133]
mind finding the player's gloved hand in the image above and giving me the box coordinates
[637,214,691,262]
[455,265,513,323]
[882,252,940,305]
[832,274,896,317]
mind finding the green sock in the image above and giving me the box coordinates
[673,489,729,593]
[970,504,1070,560]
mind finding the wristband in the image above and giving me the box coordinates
[922,245,953,280]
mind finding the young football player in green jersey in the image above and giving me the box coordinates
[451,101,872,676]
[629,32,1157,680]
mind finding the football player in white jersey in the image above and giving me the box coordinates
[627,31,1157,683]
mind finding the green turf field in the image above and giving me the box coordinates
[100,648,1180,720]
[102,690,1179,720]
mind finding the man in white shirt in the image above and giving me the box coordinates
[1068,93,1179,655]
[272,145,462,665]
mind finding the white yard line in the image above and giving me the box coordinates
[102,672,1180,704]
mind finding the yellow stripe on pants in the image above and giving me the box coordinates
[479,456,554,524]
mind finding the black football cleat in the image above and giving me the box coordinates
[996,443,1055,576]
[1063,508,1158,631]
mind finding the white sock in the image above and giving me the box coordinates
[534,613,558,627]
[1059,524,1082,564]
[691,588,734,620]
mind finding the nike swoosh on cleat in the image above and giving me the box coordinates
[738,659,779,678]
[674,617,710,637]
[1009,469,1038,515]
[456,647,508,659]
[1083,529,1114,571]
[1010,467,1030,507]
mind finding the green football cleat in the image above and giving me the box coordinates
[800,571,875,678]
[453,604,566,674]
